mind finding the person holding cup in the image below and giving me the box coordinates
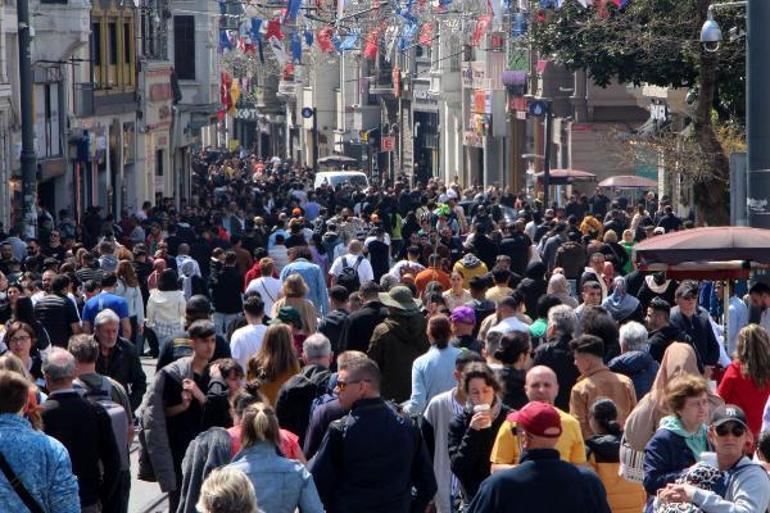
[448,361,512,506]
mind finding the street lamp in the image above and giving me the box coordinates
[700,11,722,52]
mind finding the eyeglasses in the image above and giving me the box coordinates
[715,424,746,438]
[9,334,31,344]
[335,379,369,391]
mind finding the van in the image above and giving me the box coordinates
[313,171,370,190]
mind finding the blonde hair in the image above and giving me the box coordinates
[197,467,259,513]
[240,403,281,448]
[259,258,274,277]
[603,230,618,244]
[282,273,308,298]
[736,324,770,387]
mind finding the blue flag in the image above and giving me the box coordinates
[291,31,302,62]
[251,18,262,41]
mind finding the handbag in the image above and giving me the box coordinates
[618,432,645,483]
[0,450,45,513]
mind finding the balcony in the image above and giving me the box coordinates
[73,83,94,118]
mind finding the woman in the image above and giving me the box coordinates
[619,230,635,275]
[601,230,629,276]
[721,324,770,439]
[271,274,317,334]
[546,273,578,309]
[443,271,473,311]
[0,353,44,430]
[179,259,206,300]
[147,259,167,291]
[246,324,301,406]
[2,322,44,386]
[494,331,531,410]
[8,296,51,354]
[643,373,710,512]
[309,234,329,276]
[625,343,723,453]
[602,276,642,324]
[116,260,145,346]
[146,269,187,350]
[244,258,282,318]
[518,261,547,319]
[197,467,261,513]
[226,403,324,513]
[586,398,645,513]
[448,362,512,504]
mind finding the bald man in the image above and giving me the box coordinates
[490,365,586,471]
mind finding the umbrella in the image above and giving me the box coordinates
[633,227,770,266]
[598,175,657,189]
[534,168,596,185]
[318,154,358,166]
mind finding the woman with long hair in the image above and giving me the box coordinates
[227,403,323,513]
[246,324,300,405]
[546,273,578,309]
[115,259,145,346]
[722,324,770,438]
[146,269,186,351]
[147,258,167,291]
[270,274,317,334]
[443,271,472,311]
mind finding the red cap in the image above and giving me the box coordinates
[508,401,562,438]
[292,208,302,216]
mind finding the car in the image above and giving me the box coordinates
[313,171,369,190]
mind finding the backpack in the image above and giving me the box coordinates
[336,255,364,293]
[78,376,130,471]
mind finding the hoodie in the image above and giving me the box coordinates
[690,457,770,513]
[368,311,429,403]
[608,350,659,399]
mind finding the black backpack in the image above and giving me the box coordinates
[337,255,364,293]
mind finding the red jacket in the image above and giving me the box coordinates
[717,360,770,437]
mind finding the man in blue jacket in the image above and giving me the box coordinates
[466,401,611,513]
[309,357,436,513]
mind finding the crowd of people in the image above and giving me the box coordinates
[1,149,770,513]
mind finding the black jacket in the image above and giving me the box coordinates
[309,397,437,513]
[42,391,121,508]
[320,309,349,355]
[448,403,512,501]
[339,301,388,352]
[96,337,147,412]
[669,307,720,368]
[275,364,331,442]
[210,266,243,314]
[647,324,688,363]
[466,448,611,513]
[533,335,580,411]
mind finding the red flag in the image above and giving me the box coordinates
[419,22,434,46]
[363,29,380,60]
[471,15,491,46]
[265,18,284,40]
[317,27,334,53]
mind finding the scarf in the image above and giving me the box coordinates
[602,277,639,321]
[659,415,708,460]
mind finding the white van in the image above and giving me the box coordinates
[313,171,370,190]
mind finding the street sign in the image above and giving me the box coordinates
[301,107,314,119]
[381,136,395,152]
[528,99,548,117]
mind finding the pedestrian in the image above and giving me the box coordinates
[196,467,260,513]
[246,323,300,405]
[609,320,659,399]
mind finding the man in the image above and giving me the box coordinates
[34,274,82,347]
[658,405,770,513]
[533,305,580,411]
[574,280,603,321]
[422,351,485,513]
[368,286,429,403]
[716,281,749,356]
[280,246,330,316]
[542,222,568,273]
[749,282,770,335]
[42,348,121,513]
[339,281,388,353]
[329,240,374,295]
[98,241,119,273]
[93,308,147,412]
[82,272,132,339]
[669,280,720,371]
[43,230,67,261]
[485,266,514,304]
[490,365,586,470]
[609,321,659,399]
[25,238,46,272]
[656,205,682,233]
[275,334,333,443]
[268,234,289,271]
[467,276,496,336]
[70,334,133,513]
[589,187,611,219]
[309,357,437,513]
[76,251,104,285]
[486,294,530,336]
[498,219,531,276]
[569,334,637,439]
[229,294,267,371]
[389,245,426,281]
[229,234,253,277]
[209,251,243,337]
[449,306,483,353]
[645,297,685,362]
[0,370,80,513]
[414,253,451,296]
[579,253,608,300]
[469,401,610,513]
[319,285,349,355]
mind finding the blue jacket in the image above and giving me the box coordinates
[280,258,329,316]
[0,414,80,513]
[608,350,659,399]
[643,427,697,511]
[228,442,324,513]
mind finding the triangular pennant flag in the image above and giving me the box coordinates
[317,27,334,53]
[285,0,302,22]
[304,29,314,46]
[219,30,233,50]
[251,18,263,41]
[398,21,418,51]
[418,22,434,46]
[265,18,284,40]
[471,15,491,46]
[291,31,303,63]
[363,29,380,60]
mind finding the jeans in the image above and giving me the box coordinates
[213,312,240,337]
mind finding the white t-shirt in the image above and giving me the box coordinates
[230,323,268,370]
[245,276,283,317]
[329,253,374,283]
[489,315,530,335]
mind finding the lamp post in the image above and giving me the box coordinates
[17,0,37,237]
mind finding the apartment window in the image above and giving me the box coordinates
[92,22,103,87]
[155,149,164,176]
[174,16,195,80]
[108,23,118,64]
[123,21,134,87]
[34,83,61,158]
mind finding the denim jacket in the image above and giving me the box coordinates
[0,414,80,513]
[228,442,324,513]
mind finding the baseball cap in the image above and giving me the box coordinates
[450,305,476,325]
[508,401,562,438]
[710,405,749,430]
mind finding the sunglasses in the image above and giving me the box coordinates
[715,424,746,437]
[335,379,368,391]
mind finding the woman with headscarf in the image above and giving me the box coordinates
[602,276,643,324]
[517,261,547,319]
[147,258,167,291]
[179,259,206,300]
[546,273,578,309]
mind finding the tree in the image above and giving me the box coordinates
[530,0,745,225]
